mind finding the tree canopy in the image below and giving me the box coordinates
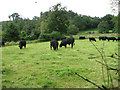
[1,3,118,42]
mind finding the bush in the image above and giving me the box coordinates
[25,34,37,40]
[50,31,65,40]
[97,21,109,33]
[38,33,51,41]
[67,24,79,35]
[19,31,27,40]
[38,31,65,41]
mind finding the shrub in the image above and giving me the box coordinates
[38,31,65,41]
[38,33,51,41]
[67,24,79,35]
[50,31,65,40]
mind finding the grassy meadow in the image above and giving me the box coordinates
[2,39,118,88]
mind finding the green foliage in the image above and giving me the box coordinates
[38,33,51,41]
[9,13,20,21]
[38,31,65,41]
[71,15,86,30]
[47,3,69,34]
[67,24,79,35]
[3,22,20,41]
[68,10,78,19]
[71,15,100,31]
[1,4,118,42]
[101,14,115,30]
[112,16,118,33]
[50,31,65,40]
[40,21,48,33]
[97,21,109,33]
[19,31,27,40]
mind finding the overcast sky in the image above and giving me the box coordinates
[0,0,116,21]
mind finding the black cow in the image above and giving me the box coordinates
[79,36,86,40]
[117,37,120,41]
[2,41,5,46]
[0,41,5,47]
[107,37,117,42]
[50,40,59,50]
[19,40,26,49]
[89,37,96,42]
[60,38,75,48]
[61,37,66,40]
[99,36,108,41]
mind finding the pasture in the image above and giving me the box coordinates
[2,39,118,88]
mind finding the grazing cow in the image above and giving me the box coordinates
[107,37,117,42]
[99,36,108,41]
[60,38,75,48]
[2,41,5,46]
[19,40,26,49]
[0,41,5,47]
[50,40,59,50]
[89,37,96,42]
[61,37,66,40]
[79,36,86,40]
[117,37,120,41]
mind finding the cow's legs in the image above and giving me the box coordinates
[24,45,26,48]
[71,44,73,48]
[50,45,52,50]
[65,45,66,48]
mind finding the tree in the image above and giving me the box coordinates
[4,22,19,41]
[47,3,69,34]
[67,24,79,35]
[71,15,86,30]
[68,10,78,19]
[97,21,109,33]
[101,14,115,30]
[9,13,20,21]
[112,15,118,32]
[19,31,27,40]
[91,17,101,28]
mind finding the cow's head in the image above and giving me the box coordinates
[53,47,57,50]
[19,45,22,49]
[19,42,22,49]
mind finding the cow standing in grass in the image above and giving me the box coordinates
[107,37,117,42]
[0,41,5,47]
[118,37,120,41]
[50,40,59,50]
[99,36,108,41]
[89,37,96,42]
[19,40,26,49]
[79,36,86,40]
[60,38,75,48]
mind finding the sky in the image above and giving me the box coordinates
[0,0,117,21]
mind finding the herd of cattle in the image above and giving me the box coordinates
[0,36,120,50]
[50,36,120,50]
[79,36,120,42]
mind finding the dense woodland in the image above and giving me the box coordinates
[1,3,118,42]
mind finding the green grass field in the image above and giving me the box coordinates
[78,29,98,35]
[2,39,118,88]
